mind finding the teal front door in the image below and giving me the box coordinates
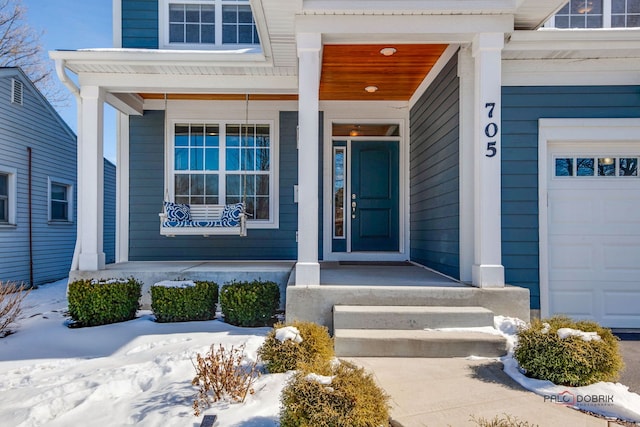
[350,141,400,252]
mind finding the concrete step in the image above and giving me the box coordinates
[334,329,507,358]
[333,305,495,330]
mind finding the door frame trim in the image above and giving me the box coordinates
[322,113,408,261]
[538,118,640,319]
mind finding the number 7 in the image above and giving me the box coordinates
[485,103,496,118]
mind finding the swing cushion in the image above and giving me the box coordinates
[164,201,191,222]
[221,203,244,225]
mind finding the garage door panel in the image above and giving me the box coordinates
[603,292,640,317]
[550,290,594,317]
[549,196,595,225]
[549,241,594,270]
[603,242,640,271]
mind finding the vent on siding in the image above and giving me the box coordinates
[11,79,23,105]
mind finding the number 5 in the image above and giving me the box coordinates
[486,141,497,158]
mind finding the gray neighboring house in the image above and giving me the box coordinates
[0,67,115,286]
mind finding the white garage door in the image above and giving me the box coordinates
[547,148,640,328]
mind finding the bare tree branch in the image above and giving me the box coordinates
[0,0,68,107]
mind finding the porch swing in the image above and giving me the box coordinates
[159,95,251,237]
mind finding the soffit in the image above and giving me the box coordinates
[320,44,448,101]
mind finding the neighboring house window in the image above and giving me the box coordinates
[49,179,73,222]
[0,174,8,222]
[0,167,17,225]
[160,0,259,48]
[171,122,274,223]
[11,79,23,105]
[547,0,640,27]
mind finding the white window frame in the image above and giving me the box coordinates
[0,166,17,226]
[48,177,74,223]
[158,0,260,50]
[544,0,640,28]
[165,115,279,229]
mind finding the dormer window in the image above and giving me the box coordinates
[160,0,259,49]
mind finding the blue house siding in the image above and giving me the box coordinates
[128,109,302,260]
[121,0,159,49]
[104,159,116,264]
[409,53,460,279]
[0,69,77,286]
[501,85,640,309]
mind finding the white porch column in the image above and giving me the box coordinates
[295,33,322,285]
[77,85,106,271]
[471,33,505,288]
[116,111,129,263]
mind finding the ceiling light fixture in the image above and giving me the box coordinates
[365,85,378,93]
[380,47,397,56]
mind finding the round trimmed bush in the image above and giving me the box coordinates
[514,316,624,387]
[257,321,334,373]
[280,359,389,427]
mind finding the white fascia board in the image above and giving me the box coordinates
[503,58,640,86]
[295,14,514,37]
[303,0,517,13]
[50,49,270,68]
[409,44,460,108]
[77,73,299,93]
[506,29,640,52]
[105,92,144,116]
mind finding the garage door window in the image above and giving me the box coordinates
[555,156,639,177]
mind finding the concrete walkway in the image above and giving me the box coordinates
[347,357,622,427]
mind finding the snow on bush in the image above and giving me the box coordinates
[275,326,303,343]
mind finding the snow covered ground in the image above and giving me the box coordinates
[0,279,289,427]
[1,279,639,426]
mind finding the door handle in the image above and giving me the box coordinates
[351,201,356,218]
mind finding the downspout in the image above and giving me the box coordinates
[27,147,33,287]
[55,59,82,271]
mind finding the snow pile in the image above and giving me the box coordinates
[305,373,334,385]
[0,279,289,427]
[153,280,196,288]
[275,326,303,344]
[557,327,601,342]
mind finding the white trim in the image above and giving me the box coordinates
[164,101,280,229]
[116,112,129,263]
[0,165,17,226]
[47,177,74,223]
[409,44,460,108]
[538,118,640,318]
[321,103,409,262]
[458,46,475,283]
[113,0,122,48]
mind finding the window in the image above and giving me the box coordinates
[0,167,16,225]
[547,0,640,27]
[0,174,8,223]
[554,156,639,177]
[171,121,274,223]
[612,0,640,27]
[49,179,73,222]
[554,0,604,28]
[161,0,259,48]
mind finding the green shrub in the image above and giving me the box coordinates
[280,359,389,427]
[219,280,280,327]
[151,280,218,322]
[258,321,334,373]
[514,316,624,387]
[68,278,141,327]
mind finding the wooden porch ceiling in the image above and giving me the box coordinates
[138,44,448,102]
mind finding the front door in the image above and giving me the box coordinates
[342,140,400,252]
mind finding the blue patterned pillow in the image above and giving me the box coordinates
[164,201,191,222]
[221,203,244,225]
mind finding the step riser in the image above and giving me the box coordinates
[335,336,507,358]
[333,310,494,330]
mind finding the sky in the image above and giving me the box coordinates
[21,0,117,164]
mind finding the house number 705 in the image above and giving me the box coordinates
[484,102,498,158]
